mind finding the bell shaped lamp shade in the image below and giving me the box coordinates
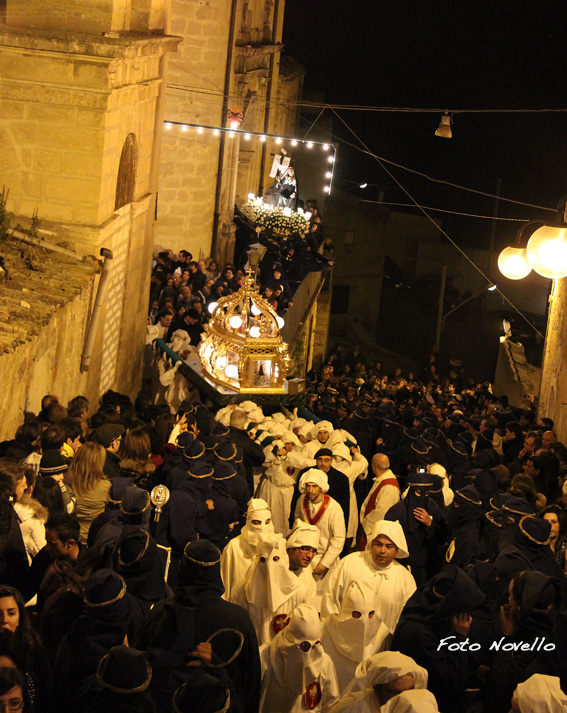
[526,225,567,279]
[497,247,532,280]
[435,112,452,139]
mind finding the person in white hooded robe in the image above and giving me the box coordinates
[379,690,439,713]
[511,674,567,713]
[294,469,346,595]
[286,519,319,601]
[301,421,336,459]
[328,650,429,713]
[230,534,313,645]
[321,520,416,651]
[257,432,316,536]
[220,498,274,599]
[322,580,387,693]
[332,443,368,542]
[259,603,340,713]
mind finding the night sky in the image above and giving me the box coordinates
[283,1,567,250]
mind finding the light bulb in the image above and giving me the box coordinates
[325,172,332,179]
[225,364,238,379]
[245,133,251,140]
[276,316,285,329]
[248,193,255,201]
[276,137,282,144]
[251,304,262,316]
[291,140,298,146]
[498,247,532,280]
[328,155,335,163]
[208,301,218,314]
[229,315,242,329]
[230,121,238,130]
[304,212,312,220]
[203,344,213,360]
[249,326,260,338]
[165,123,172,130]
[323,186,330,193]
[526,226,567,279]
[182,125,188,132]
[283,207,292,216]
[297,207,304,214]
[213,129,219,136]
[306,142,313,148]
[260,135,266,142]
[197,127,203,134]
[228,131,234,137]
[323,144,329,150]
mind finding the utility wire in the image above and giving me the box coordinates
[330,108,546,339]
[356,199,529,222]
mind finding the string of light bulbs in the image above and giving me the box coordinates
[163,120,337,195]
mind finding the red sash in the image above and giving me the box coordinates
[363,478,399,517]
[303,494,331,526]
[358,478,399,550]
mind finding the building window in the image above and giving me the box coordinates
[115,133,138,210]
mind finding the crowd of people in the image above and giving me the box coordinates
[1,343,567,713]
[147,199,333,343]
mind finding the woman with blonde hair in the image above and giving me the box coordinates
[67,442,110,543]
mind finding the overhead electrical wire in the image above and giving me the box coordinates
[330,108,546,339]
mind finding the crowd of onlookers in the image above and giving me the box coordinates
[148,199,334,342]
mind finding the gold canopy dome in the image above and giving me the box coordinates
[198,271,290,393]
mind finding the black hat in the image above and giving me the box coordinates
[94,423,125,448]
[173,670,230,713]
[39,450,69,476]
[214,440,237,461]
[213,461,237,480]
[97,645,151,694]
[314,448,333,458]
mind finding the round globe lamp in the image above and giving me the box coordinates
[526,226,567,279]
[497,247,532,280]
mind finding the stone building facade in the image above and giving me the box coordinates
[0,0,180,429]
[538,279,567,440]
[156,0,304,264]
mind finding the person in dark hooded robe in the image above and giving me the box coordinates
[83,646,155,713]
[498,496,535,552]
[199,463,241,551]
[212,440,247,487]
[54,569,131,713]
[444,485,484,568]
[113,526,169,646]
[494,516,565,597]
[137,539,260,713]
[483,570,563,713]
[472,429,499,469]
[525,609,567,694]
[393,565,486,713]
[385,471,447,586]
[90,486,152,549]
[208,460,249,522]
[445,440,471,492]
[172,669,231,713]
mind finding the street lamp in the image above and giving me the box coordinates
[498,194,567,280]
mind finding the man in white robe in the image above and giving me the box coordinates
[328,651,428,713]
[332,443,368,542]
[286,519,319,601]
[301,421,335,459]
[260,604,339,713]
[321,520,416,651]
[230,534,312,645]
[220,498,274,599]
[359,455,400,547]
[294,469,346,594]
[256,433,315,536]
